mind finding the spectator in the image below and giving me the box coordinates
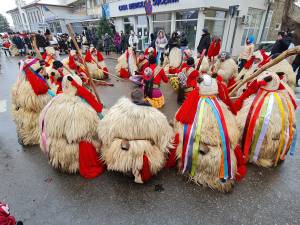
[149,33,156,49]
[155,30,168,65]
[83,27,92,45]
[36,30,48,54]
[238,35,255,72]
[180,32,188,50]
[292,55,300,87]
[103,33,111,55]
[270,31,290,58]
[128,31,139,49]
[44,29,52,46]
[23,33,34,56]
[167,31,181,52]
[197,27,211,55]
[113,32,122,54]
[120,31,127,53]
[2,34,11,56]
[12,33,25,56]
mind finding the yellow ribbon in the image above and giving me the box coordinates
[190,99,206,177]
[274,93,285,166]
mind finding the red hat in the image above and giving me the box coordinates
[24,64,48,95]
[0,202,17,225]
[68,55,77,70]
[67,76,103,113]
[85,50,92,63]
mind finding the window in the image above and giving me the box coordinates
[175,10,198,48]
[34,11,38,23]
[241,7,264,45]
[261,10,273,41]
[123,17,135,33]
[153,13,172,38]
[204,9,227,39]
[87,0,91,8]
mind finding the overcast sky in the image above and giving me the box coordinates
[0,0,31,26]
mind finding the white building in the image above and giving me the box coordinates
[7,0,91,34]
[107,0,270,55]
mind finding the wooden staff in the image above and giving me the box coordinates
[66,24,101,103]
[31,35,43,60]
[91,58,126,81]
[229,45,300,96]
[196,49,206,71]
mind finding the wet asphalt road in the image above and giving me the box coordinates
[0,53,299,225]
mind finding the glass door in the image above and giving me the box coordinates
[137,26,148,51]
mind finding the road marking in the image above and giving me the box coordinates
[0,100,7,113]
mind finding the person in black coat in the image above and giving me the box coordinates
[270,32,290,58]
[197,28,211,55]
[12,34,25,56]
[180,32,188,49]
[166,31,181,52]
[35,30,48,54]
[149,33,156,49]
[292,55,300,87]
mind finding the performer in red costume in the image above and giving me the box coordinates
[143,55,169,108]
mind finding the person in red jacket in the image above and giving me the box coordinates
[177,57,199,104]
[143,55,168,108]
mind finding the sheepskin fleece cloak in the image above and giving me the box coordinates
[98,97,173,178]
[11,76,51,145]
[237,59,296,89]
[174,99,238,192]
[86,62,106,79]
[214,58,238,84]
[236,91,296,167]
[39,94,101,173]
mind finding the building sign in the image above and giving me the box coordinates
[119,0,179,11]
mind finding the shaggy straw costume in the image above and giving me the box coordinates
[11,58,52,145]
[214,52,238,87]
[39,75,105,178]
[236,71,297,167]
[85,47,109,80]
[238,50,296,89]
[98,97,174,183]
[115,47,138,79]
[174,75,246,192]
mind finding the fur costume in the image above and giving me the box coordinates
[85,48,109,80]
[236,71,297,167]
[213,52,238,87]
[98,97,174,183]
[238,50,296,89]
[62,51,88,83]
[173,75,246,192]
[115,47,138,79]
[42,46,57,67]
[11,58,53,145]
[39,75,105,178]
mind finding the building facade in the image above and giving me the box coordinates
[7,0,91,34]
[107,0,269,55]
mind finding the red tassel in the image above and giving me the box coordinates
[69,55,77,70]
[71,80,103,113]
[217,80,236,115]
[85,50,92,63]
[227,77,236,89]
[165,133,179,168]
[258,49,270,68]
[141,154,152,183]
[176,89,200,124]
[244,56,255,69]
[79,141,105,179]
[97,51,104,61]
[169,67,179,75]
[119,68,130,79]
[213,39,221,57]
[25,68,48,95]
[234,145,247,181]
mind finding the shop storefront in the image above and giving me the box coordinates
[108,0,269,55]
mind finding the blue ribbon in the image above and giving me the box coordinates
[47,89,55,97]
[290,129,297,156]
[205,98,229,179]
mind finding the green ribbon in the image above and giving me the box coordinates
[190,99,205,177]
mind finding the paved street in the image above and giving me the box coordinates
[0,53,300,225]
